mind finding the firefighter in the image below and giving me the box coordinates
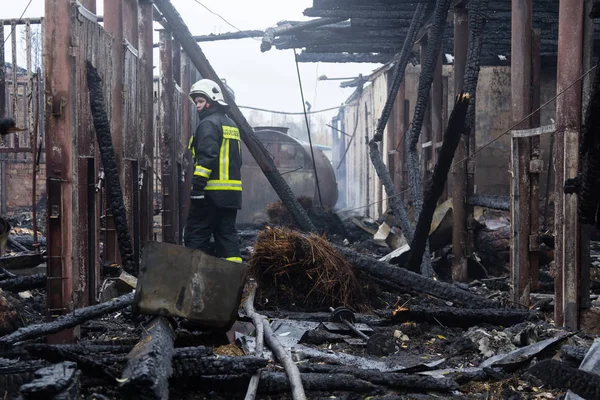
[184,78,243,263]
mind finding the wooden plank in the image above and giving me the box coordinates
[510,124,556,138]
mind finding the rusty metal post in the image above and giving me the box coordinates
[529,28,542,292]
[0,20,5,120]
[180,53,193,225]
[431,39,443,203]
[555,0,584,329]
[451,7,469,282]
[510,0,533,307]
[139,0,154,245]
[580,0,594,311]
[103,0,125,265]
[11,21,18,150]
[44,0,76,343]
[159,30,178,243]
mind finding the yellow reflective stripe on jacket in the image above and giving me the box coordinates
[226,257,243,263]
[222,126,240,140]
[205,179,242,191]
[188,136,195,158]
[194,165,211,178]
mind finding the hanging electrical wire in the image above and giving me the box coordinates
[189,0,262,42]
[3,0,34,45]
[294,48,323,206]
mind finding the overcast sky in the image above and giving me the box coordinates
[1,0,383,124]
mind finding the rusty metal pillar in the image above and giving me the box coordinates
[580,0,594,311]
[139,0,154,245]
[529,29,542,292]
[180,53,193,226]
[555,0,584,329]
[159,30,179,244]
[431,40,444,203]
[510,0,533,307]
[103,0,125,265]
[44,0,76,343]
[451,7,469,282]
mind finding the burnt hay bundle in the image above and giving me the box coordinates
[249,226,370,312]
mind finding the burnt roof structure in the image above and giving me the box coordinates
[260,0,600,66]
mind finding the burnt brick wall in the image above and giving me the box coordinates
[4,161,46,209]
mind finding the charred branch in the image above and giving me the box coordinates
[0,359,48,397]
[86,61,136,274]
[373,0,429,142]
[407,94,471,273]
[334,245,501,308]
[0,293,134,346]
[560,345,589,367]
[528,359,600,400]
[243,280,266,400]
[173,355,267,378]
[154,0,317,233]
[0,273,45,293]
[405,0,452,223]
[0,253,44,271]
[463,0,488,132]
[243,282,306,400]
[391,304,540,328]
[119,317,175,400]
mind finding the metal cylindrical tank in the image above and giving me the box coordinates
[238,126,338,226]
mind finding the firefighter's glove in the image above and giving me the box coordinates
[190,177,206,204]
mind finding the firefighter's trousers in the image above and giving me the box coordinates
[183,198,242,262]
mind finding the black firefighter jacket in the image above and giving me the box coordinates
[188,109,242,209]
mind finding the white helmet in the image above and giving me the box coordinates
[189,78,229,107]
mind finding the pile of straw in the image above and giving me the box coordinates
[249,226,371,311]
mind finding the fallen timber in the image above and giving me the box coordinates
[407,93,471,273]
[18,361,80,400]
[297,364,459,392]
[0,273,46,293]
[0,293,134,346]
[334,245,501,309]
[119,317,175,400]
[529,359,600,400]
[0,359,48,397]
[153,0,317,233]
[391,305,540,328]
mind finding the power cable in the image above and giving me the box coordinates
[3,0,34,45]
[294,48,323,206]
[189,0,262,42]
[238,105,340,115]
[339,63,599,213]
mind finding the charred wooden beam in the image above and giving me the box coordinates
[334,245,501,308]
[295,52,393,63]
[304,7,421,19]
[391,304,540,328]
[86,61,136,274]
[373,1,429,142]
[262,18,346,52]
[405,0,452,228]
[119,317,175,400]
[0,359,48,397]
[154,0,317,233]
[0,273,45,293]
[192,30,265,42]
[407,93,471,273]
[560,345,589,367]
[467,194,510,211]
[529,359,600,400]
[0,253,44,271]
[18,361,80,400]
[0,293,134,346]
[297,364,458,392]
[173,355,267,378]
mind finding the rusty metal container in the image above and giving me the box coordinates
[133,241,249,330]
[238,126,338,226]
